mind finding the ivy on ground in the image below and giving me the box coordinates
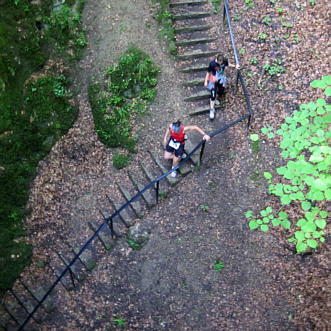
[246,76,330,254]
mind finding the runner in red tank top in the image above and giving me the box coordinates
[163,120,210,178]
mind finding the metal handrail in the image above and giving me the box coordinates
[223,0,254,124]
[18,2,254,329]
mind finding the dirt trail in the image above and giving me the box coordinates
[19,0,329,330]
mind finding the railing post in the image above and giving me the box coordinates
[247,114,252,130]
[109,218,115,238]
[222,2,226,29]
[234,69,240,95]
[200,141,206,164]
[155,180,159,205]
[57,251,76,288]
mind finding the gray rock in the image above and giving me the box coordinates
[127,223,151,249]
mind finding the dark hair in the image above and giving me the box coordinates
[173,120,181,127]
[216,54,224,63]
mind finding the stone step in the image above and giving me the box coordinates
[128,171,156,209]
[72,245,97,271]
[50,263,75,291]
[179,64,208,73]
[57,251,87,282]
[4,300,28,327]
[184,140,201,166]
[107,196,132,228]
[139,160,156,183]
[173,12,210,21]
[189,105,210,116]
[189,104,222,116]
[88,220,115,250]
[139,160,168,196]
[99,209,124,235]
[182,78,204,87]
[178,155,193,176]
[170,0,208,6]
[117,182,143,218]
[176,37,217,47]
[8,287,35,316]
[175,24,212,34]
[30,286,55,313]
[148,151,179,186]
[184,90,209,102]
[0,311,17,331]
[177,50,218,60]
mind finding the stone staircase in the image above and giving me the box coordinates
[0,139,202,330]
[171,0,224,116]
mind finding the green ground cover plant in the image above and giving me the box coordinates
[44,1,87,60]
[245,76,330,254]
[88,46,159,153]
[263,59,286,76]
[152,0,176,55]
[113,153,131,170]
[214,260,224,272]
[249,133,260,153]
[245,0,254,9]
[212,0,221,14]
[0,0,85,296]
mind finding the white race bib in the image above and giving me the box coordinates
[169,139,180,150]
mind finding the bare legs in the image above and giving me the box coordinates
[164,150,180,168]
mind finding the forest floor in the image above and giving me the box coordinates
[21,0,329,330]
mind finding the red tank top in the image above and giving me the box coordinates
[170,124,185,142]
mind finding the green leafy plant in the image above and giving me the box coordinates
[212,0,221,13]
[233,13,241,21]
[0,0,84,297]
[88,46,159,151]
[112,315,125,328]
[113,153,131,169]
[245,0,254,9]
[154,0,176,55]
[159,192,168,199]
[126,238,144,250]
[262,15,271,26]
[44,4,87,59]
[281,19,293,28]
[276,7,284,14]
[214,260,224,272]
[258,33,268,40]
[264,59,286,76]
[250,134,259,153]
[200,205,209,212]
[239,48,245,55]
[250,57,258,65]
[245,76,330,254]
[261,126,274,139]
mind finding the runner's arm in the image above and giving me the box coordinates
[163,125,171,148]
[184,126,211,141]
[204,71,210,87]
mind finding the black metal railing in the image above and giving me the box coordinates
[223,0,254,128]
[15,1,254,329]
